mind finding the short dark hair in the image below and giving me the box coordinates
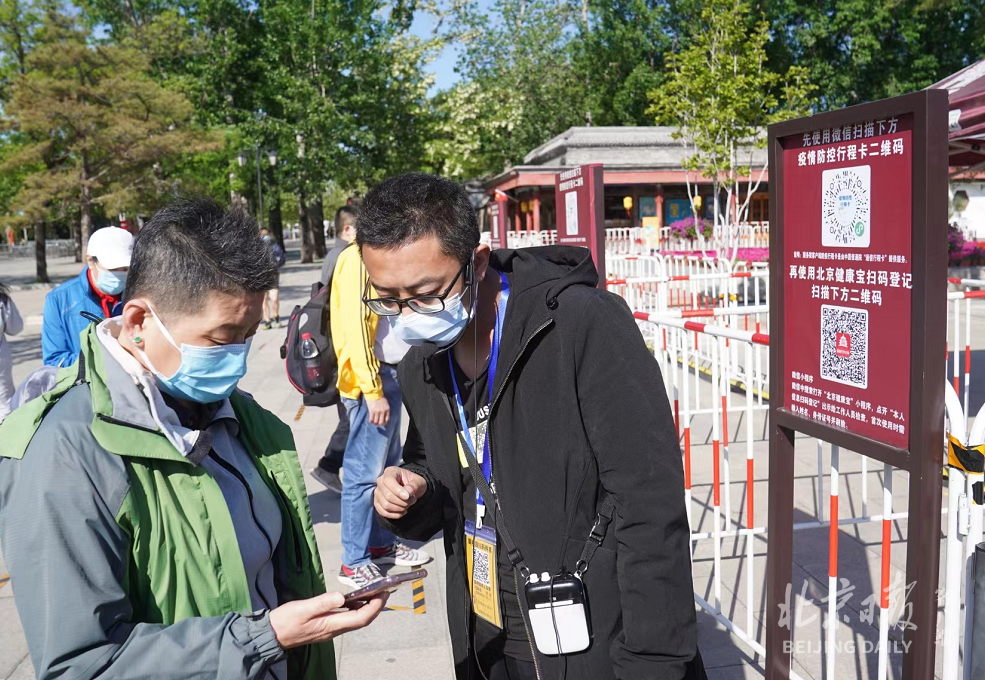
[124,197,277,315]
[335,205,359,232]
[356,173,478,263]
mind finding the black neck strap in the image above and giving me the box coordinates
[442,375,614,581]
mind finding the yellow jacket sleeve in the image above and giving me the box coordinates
[330,245,383,401]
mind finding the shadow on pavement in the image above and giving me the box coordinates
[308,489,341,525]
[790,507,905,680]
[8,336,42,367]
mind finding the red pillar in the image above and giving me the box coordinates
[656,185,665,228]
[533,190,542,231]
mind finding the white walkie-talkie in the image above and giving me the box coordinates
[525,571,591,655]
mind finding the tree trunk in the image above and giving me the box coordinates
[269,193,284,249]
[309,196,326,259]
[299,194,315,264]
[35,221,49,283]
[80,153,93,260]
[71,219,82,262]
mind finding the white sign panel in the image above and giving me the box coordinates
[565,191,579,236]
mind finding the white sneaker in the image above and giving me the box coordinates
[370,542,432,567]
[338,562,385,589]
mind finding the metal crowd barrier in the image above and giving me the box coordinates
[607,273,985,680]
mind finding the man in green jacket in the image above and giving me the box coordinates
[0,197,386,680]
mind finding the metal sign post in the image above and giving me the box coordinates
[555,163,606,286]
[766,90,948,679]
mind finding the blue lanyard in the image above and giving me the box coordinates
[448,269,510,519]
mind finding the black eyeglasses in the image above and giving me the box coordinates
[363,261,471,316]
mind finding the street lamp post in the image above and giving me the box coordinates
[238,146,278,230]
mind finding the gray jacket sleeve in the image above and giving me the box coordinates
[1,297,23,337]
[0,386,285,680]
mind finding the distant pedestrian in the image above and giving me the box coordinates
[311,206,359,493]
[0,278,24,420]
[320,206,358,286]
[261,227,286,329]
[42,227,133,367]
[0,197,386,680]
[330,238,428,589]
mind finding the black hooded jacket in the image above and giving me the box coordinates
[383,246,706,680]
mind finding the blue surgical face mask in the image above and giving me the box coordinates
[388,285,477,348]
[95,269,127,296]
[139,305,251,403]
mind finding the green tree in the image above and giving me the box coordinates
[572,0,672,127]
[0,0,54,278]
[1,10,220,256]
[759,0,985,110]
[255,0,435,261]
[432,0,584,178]
[649,0,813,260]
[0,0,39,98]
[80,0,266,127]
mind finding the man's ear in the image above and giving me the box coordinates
[121,300,151,342]
[473,244,492,283]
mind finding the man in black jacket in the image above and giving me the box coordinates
[360,173,705,680]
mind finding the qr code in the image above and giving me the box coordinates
[472,547,491,588]
[820,305,868,389]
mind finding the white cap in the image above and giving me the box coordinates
[86,227,134,269]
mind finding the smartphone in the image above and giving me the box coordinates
[342,569,428,606]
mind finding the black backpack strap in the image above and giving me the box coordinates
[443,392,616,580]
[79,310,104,324]
[574,495,615,577]
[438,387,530,576]
[73,351,87,387]
[455,427,531,579]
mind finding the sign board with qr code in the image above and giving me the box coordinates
[780,114,914,448]
[766,91,949,680]
[555,163,606,287]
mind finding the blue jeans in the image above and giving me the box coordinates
[341,364,402,567]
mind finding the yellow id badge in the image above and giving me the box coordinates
[465,519,502,628]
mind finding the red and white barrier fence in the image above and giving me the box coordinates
[478,224,770,256]
[625,284,985,680]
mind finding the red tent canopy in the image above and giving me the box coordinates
[931,57,985,172]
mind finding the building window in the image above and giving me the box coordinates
[749,194,769,223]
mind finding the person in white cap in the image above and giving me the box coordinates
[42,227,133,367]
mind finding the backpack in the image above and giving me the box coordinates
[271,241,287,269]
[281,282,339,407]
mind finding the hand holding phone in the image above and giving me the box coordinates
[343,568,428,606]
[269,590,388,649]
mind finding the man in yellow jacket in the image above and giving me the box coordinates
[330,242,429,589]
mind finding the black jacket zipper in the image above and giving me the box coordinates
[208,451,275,611]
[489,320,553,414]
[96,413,167,436]
[274,485,305,574]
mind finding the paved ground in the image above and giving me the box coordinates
[0,248,982,679]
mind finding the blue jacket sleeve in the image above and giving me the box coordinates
[41,292,73,367]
